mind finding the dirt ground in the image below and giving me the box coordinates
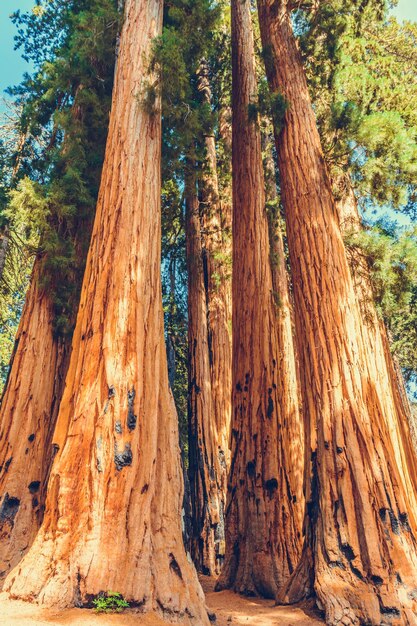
[0,578,324,625]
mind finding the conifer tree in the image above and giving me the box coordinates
[216,0,302,598]
[0,0,118,582]
[4,1,209,621]
[156,0,232,576]
[257,0,417,622]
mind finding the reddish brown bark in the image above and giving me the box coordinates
[186,180,223,577]
[4,2,209,622]
[216,0,302,598]
[0,261,70,582]
[339,187,417,498]
[258,1,417,623]
[0,101,98,585]
[186,65,232,577]
[199,64,232,495]
[263,131,304,525]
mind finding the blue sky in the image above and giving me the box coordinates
[0,0,34,102]
[0,0,416,102]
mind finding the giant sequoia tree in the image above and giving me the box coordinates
[216,0,303,598]
[299,1,417,396]
[3,1,208,622]
[257,0,417,623]
[188,64,232,577]
[0,0,117,582]
[156,2,232,577]
[0,0,416,623]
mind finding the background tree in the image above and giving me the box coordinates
[216,0,302,598]
[155,0,233,576]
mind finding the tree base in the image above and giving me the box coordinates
[4,524,210,625]
[278,549,417,626]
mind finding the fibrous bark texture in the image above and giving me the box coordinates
[339,186,417,498]
[257,1,417,623]
[0,261,70,582]
[186,65,232,578]
[4,2,209,623]
[0,82,108,589]
[186,184,223,577]
[216,0,302,599]
[263,131,304,529]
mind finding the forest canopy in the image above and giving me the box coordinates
[0,1,417,625]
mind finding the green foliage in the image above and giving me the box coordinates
[0,0,118,388]
[154,0,226,451]
[92,591,130,614]
[5,178,49,244]
[0,144,46,390]
[257,79,289,132]
[161,177,188,454]
[151,0,221,174]
[345,221,417,389]
[296,1,417,211]
[247,101,259,124]
[4,0,119,338]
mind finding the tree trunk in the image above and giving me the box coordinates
[185,62,232,578]
[199,71,232,486]
[258,1,417,623]
[0,260,70,582]
[262,130,304,527]
[216,0,302,599]
[0,114,91,584]
[339,185,417,495]
[0,71,112,591]
[186,178,222,577]
[4,2,209,622]
[0,227,9,285]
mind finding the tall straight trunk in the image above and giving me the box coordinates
[186,62,232,577]
[4,2,209,622]
[262,131,304,526]
[186,177,222,577]
[0,261,70,582]
[216,0,302,598]
[258,1,417,623]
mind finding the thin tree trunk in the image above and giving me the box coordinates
[186,176,222,577]
[216,0,302,598]
[258,1,417,623]
[4,2,209,622]
[262,131,304,527]
[185,62,232,577]
[199,71,232,484]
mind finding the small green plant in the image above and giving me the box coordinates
[92,591,130,614]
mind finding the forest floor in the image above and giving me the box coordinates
[0,577,324,625]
